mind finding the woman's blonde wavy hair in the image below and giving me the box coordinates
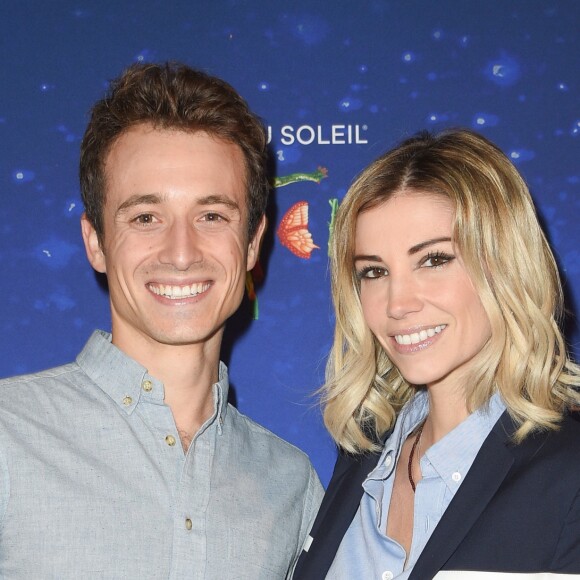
[323,128,580,454]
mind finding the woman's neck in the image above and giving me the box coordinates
[421,382,469,448]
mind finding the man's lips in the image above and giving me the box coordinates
[393,324,447,345]
[147,282,211,300]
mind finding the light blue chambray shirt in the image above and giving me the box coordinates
[328,390,506,580]
[0,330,323,579]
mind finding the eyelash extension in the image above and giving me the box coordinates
[355,251,454,279]
[355,265,386,280]
[424,250,455,267]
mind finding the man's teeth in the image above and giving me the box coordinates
[149,282,210,299]
[395,325,446,345]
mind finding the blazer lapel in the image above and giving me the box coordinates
[410,412,515,579]
[293,445,383,579]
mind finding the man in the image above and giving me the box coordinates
[0,62,323,578]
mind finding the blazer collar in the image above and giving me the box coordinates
[409,411,516,579]
[296,411,519,580]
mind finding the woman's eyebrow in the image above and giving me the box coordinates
[353,254,382,263]
[408,237,451,255]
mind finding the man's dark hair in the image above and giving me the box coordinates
[80,62,269,240]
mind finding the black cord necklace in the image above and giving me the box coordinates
[407,422,425,493]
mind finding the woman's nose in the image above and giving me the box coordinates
[386,274,423,319]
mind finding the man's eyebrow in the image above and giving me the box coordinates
[116,194,163,215]
[408,237,452,255]
[197,194,241,212]
[115,193,242,216]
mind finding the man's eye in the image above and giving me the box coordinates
[356,266,387,280]
[133,214,155,224]
[202,213,226,222]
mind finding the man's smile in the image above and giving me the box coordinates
[147,281,211,300]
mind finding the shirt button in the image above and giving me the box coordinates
[122,396,133,406]
[385,455,392,467]
[382,571,394,580]
[142,380,153,392]
[185,518,192,530]
[452,471,462,482]
[165,435,176,447]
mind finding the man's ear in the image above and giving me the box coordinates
[246,215,267,271]
[81,213,107,274]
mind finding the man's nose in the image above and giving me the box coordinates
[158,221,204,270]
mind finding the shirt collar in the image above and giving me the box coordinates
[367,389,506,484]
[213,361,230,433]
[424,392,505,491]
[76,330,230,427]
[367,390,430,481]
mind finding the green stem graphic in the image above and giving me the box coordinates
[328,198,339,255]
[273,166,328,188]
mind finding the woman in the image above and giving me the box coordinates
[293,129,580,579]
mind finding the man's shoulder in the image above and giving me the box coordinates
[223,404,324,509]
[225,403,313,464]
[0,361,80,391]
[0,331,112,398]
[0,362,85,427]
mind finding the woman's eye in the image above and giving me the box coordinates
[422,252,454,268]
[357,266,387,280]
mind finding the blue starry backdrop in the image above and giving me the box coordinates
[1,0,579,484]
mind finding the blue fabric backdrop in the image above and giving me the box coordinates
[2,0,579,484]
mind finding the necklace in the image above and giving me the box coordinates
[407,421,425,493]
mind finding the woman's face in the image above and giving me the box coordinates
[354,191,491,391]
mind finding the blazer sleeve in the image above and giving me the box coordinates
[550,484,580,571]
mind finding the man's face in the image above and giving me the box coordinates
[82,124,265,356]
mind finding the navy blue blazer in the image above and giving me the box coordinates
[293,412,580,579]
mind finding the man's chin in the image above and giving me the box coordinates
[147,326,225,348]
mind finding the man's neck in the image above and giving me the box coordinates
[112,330,222,448]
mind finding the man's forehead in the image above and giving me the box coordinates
[105,123,244,161]
[102,124,249,210]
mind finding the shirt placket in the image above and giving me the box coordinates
[170,420,216,579]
